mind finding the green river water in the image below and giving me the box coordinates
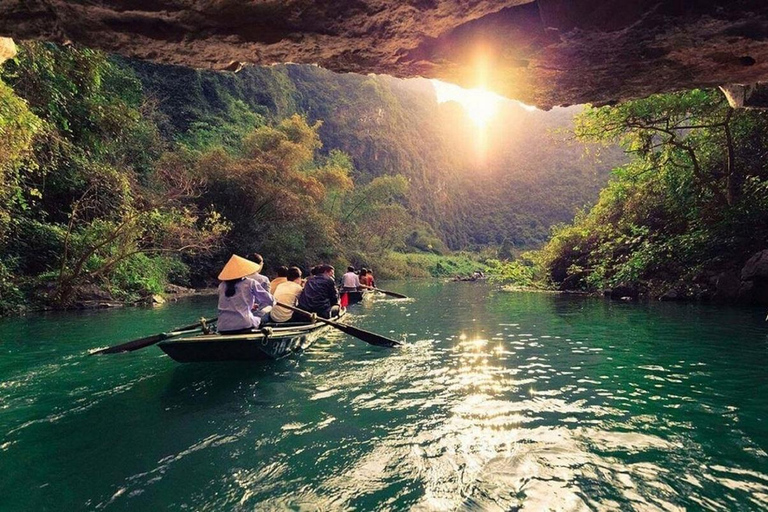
[2,281,768,511]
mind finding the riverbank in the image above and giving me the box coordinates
[499,284,590,296]
[5,284,217,317]
[0,248,487,317]
[497,278,768,306]
[488,246,768,306]
[374,251,488,280]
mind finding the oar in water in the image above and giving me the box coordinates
[90,318,217,355]
[276,302,401,347]
[361,285,408,299]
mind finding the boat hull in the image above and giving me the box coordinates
[340,289,372,305]
[158,312,344,362]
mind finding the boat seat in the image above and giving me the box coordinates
[261,313,343,328]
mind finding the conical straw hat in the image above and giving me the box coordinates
[218,254,262,280]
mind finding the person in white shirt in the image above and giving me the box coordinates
[268,266,304,323]
[340,266,361,291]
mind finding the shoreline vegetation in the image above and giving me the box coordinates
[2,41,598,316]
[490,89,768,306]
[2,247,488,316]
[0,42,490,316]
[2,42,767,315]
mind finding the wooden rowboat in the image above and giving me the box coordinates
[158,310,346,362]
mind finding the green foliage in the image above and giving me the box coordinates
[538,89,768,297]
[376,251,486,279]
[126,60,618,252]
[486,256,544,288]
[110,253,189,299]
[195,116,337,267]
[11,219,66,275]
[0,41,626,313]
[179,98,265,152]
[0,79,45,241]
[405,225,448,254]
[194,115,424,271]
[0,259,25,314]
[0,42,227,309]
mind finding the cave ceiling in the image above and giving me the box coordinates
[3,1,768,108]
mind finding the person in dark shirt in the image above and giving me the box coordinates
[296,264,340,319]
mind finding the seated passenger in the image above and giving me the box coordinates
[245,253,270,289]
[340,266,361,292]
[245,252,272,319]
[270,266,289,294]
[297,264,340,319]
[268,267,303,323]
[359,268,375,288]
[216,255,274,334]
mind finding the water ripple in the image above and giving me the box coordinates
[2,286,768,510]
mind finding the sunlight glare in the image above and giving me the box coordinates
[432,80,499,128]
[431,80,536,128]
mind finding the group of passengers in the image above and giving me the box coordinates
[340,266,375,292]
[216,253,374,335]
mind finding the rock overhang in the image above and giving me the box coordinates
[3,0,768,109]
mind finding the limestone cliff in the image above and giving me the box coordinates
[3,1,768,108]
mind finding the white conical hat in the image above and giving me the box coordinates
[218,254,262,280]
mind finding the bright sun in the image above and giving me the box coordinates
[431,80,536,128]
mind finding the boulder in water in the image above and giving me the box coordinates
[741,250,768,281]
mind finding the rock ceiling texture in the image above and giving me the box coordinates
[3,0,768,108]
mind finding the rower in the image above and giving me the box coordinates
[297,264,340,319]
[341,266,361,292]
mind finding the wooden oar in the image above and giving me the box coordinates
[276,302,401,347]
[362,285,408,299]
[90,318,217,355]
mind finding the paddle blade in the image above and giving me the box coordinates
[90,333,166,355]
[90,317,214,355]
[375,288,408,299]
[275,301,401,348]
[332,322,402,347]
[340,292,349,308]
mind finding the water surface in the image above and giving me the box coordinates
[2,282,768,511]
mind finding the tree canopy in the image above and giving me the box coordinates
[494,89,768,301]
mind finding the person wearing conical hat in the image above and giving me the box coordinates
[216,255,275,333]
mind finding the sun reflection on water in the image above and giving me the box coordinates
[279,317,768,512]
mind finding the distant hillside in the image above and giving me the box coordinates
[126,59,625,249]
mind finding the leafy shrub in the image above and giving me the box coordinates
[110,254,189,298]
[0,259,24,314]
[486,257,543,288]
